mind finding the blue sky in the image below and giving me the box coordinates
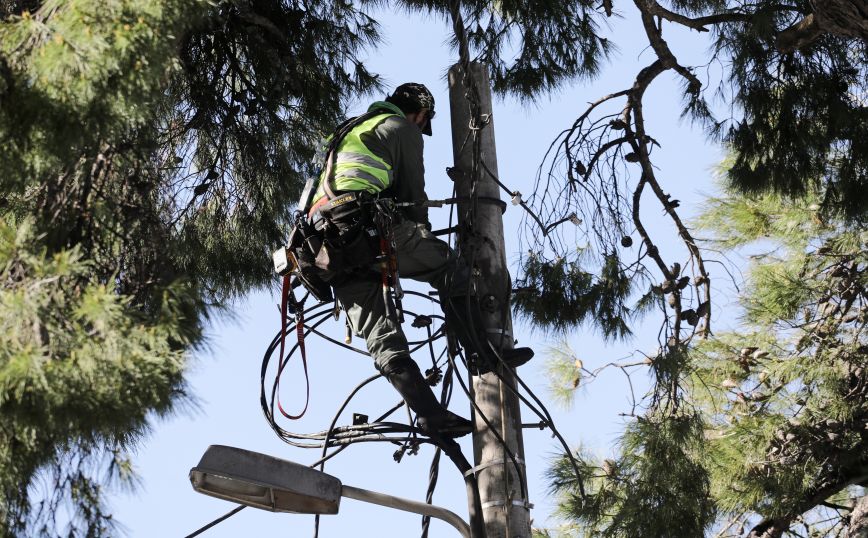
[112,6,729,537]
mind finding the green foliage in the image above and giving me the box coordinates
[0,0,385,534]
[544,184,868,536]
[697,166,825,250]
[717,15,868,218]
[0,0,207,193]
[543,341,585,409]
[514,252,641,340]
[686,185,868,534]
[547,413,715,538]
[0,0,617,533]
[0,218,196,536]
[167,0,383,296]
[465,0,611,98]
[395,0,610,99]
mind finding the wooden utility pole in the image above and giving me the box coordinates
[448,61,532,538]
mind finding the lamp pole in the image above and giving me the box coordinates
[448,62,532,537]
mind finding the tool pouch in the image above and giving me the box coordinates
[314,193,380,278]
[315,228,379,274]
[286,217,334,302]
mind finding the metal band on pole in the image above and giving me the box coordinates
[463,458,526,478]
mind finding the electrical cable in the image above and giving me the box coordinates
[253,235,584,536]
[421,446,442,538]
[183,64,589,538]
[259,289,458,439]
[259,170,581,538]
[479,160,550,236]
[309,400,405,468]
[246,18,590,534]
[455,0,589,507]
[420,359,456,537]
[484,355,587,496]
[442,1,589,524]
[447,346,527,500]
[183,505,245,538]
[318,372,382,470]
[314,319,453,473]
[257,285,465,538]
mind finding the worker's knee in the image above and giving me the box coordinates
[376,354,416,376]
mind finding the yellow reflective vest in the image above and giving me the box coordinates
[313,102,404,203]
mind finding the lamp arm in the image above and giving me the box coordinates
[340,484,471,538]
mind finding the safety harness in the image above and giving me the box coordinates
[274,108,405,419]
[374,199,404,324]
[276,275,309,419]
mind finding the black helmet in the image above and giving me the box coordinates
[387,83,435,136]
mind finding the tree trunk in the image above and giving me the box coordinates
[812,0,868,41]
[777,0,868,52]
[848,494,868,538]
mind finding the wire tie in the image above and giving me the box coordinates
[463,457,525,477]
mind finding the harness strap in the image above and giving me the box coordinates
[322,109,391,201]
[379,234,397,322]
[307,196,330,219]
[374,208,403,324]
[323,108,391,199]
[276,274,310,420]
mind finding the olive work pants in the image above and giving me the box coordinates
[333,219,469,374]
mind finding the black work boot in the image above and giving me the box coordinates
[444,296,535,375]
[383,357,472,438]
[471,347,534,376]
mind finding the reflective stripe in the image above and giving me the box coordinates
[336,151,390,171]
[335,169,388,190]
[316,111,399,200]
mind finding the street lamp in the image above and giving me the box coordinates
[190,445,471,537]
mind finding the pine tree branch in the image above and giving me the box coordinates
[582,136,630,181]
[635,2,703,93]
[713,515,748,538]
[629,1,713,340]
[635,0,754,32]
[776,13,825,52]
[777,0,868,52]
[747,471,868,538]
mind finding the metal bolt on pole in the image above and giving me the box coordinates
[448,61,532,538]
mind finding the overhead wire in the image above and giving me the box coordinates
[259,296,451,441]
[193,176,584,538]
[281,293,455,537]
[183,505,246,538]
[420,359,455,537]
[189,49,590,538]
[253,173,583,538]
[251,5,587,533]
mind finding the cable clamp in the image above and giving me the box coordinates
[463,457,525,477]
[480,499,534,510]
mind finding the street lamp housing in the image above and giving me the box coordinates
[189,445,341,514]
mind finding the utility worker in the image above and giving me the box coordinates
[310,83,532,437]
